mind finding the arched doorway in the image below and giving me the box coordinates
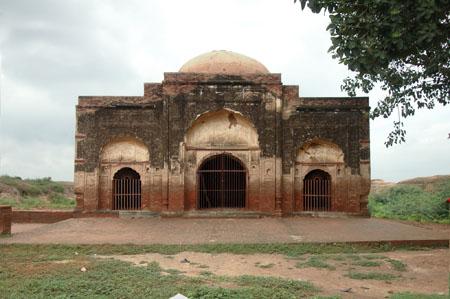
[112,168,141,210]
[303,169,331,211]
[197,154,246,209]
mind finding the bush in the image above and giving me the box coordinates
[369,181,450,223]
[49,194,75,208]
[0,175,65,196]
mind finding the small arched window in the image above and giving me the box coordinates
[112,168,141,210]
[303,169,331,211]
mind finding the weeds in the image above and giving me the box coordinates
[296,256,336,270]
[387,259,407,271]
[352,260,382,267]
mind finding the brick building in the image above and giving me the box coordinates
[74,50,370,216]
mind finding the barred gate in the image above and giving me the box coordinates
[112,168,141,210]
[197,154,246,209]
[303,170,331,211]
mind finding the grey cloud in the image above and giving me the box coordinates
[0,0,448,181]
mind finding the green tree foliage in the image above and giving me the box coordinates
[296,0,450,146]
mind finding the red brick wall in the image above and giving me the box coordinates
[0,206,12,234]
[12,210,74,223]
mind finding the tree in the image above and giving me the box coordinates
[296,0,450,146]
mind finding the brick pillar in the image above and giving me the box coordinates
[0,205,12,235]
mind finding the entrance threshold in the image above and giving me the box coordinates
[173,210,269,218]
[119,211,159,219]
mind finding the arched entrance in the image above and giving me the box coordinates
[112,167,141,210]
[197,154,246,209]
[303,169,331,211]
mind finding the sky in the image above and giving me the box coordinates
[0,0,448,182]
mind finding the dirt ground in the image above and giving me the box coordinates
[98,249,449,299]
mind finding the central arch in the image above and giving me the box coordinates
[197,154,247,209]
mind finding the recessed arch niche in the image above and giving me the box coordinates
[100,137,149,163]
[185,108,259,150]
[98,137,150,210]
[297,139,344,164]
[294,139,344,212]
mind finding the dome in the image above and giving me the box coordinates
[179,50,269,75]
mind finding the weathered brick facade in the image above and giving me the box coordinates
[74,51,370,216]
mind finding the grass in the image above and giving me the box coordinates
[0,196,75,209]
[0,244,443,299]
[199,270,213,276]
[164,268,185,275]
[352,260,383,267]
[0,248,319,299]
[387,259,407,271]
[296,256,336,270]
[346,271,399,281]
[363,254,387,260]
[0,243,441,262]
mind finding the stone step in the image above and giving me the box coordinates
[118,211,160,219]
[172,210,268,218]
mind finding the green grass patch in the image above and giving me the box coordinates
[329,255,346,261]
[0,243,444,264]
[0,247,320,299]
[0,196,75,209]
[387,259,407,271]
[346,271,398,281]
[352,260,383,267]
[296,256,336,270]
[199,270,213,276]
[164,268,185,275]
[344,254,362,261]
[362,254,387,260]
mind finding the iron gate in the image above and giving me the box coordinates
[303,169,331,211]
[197,154,246,209]
[112,168,142,210]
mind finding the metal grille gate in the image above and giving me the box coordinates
[112,168,141,210]
[303,170,331,211]
[197,154,246,209]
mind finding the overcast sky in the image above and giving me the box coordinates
[0,0,448,182]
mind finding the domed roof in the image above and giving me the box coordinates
[179,50,269,75]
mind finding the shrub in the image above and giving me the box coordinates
[0,175,66,196]
[49,194,76,209]
[368,182,450,223]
